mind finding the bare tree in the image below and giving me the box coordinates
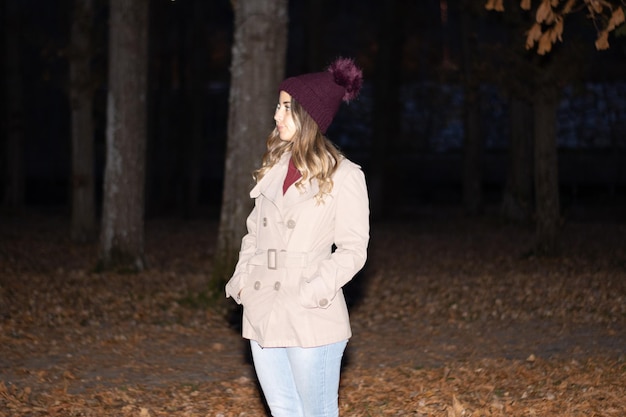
[99,0,149,271]
[533,81,561,254]
[69,0,96,242]
[213,0,288,290]
[484,1,607,253]
[459,0,484,215]
[3,0,25,210]
[484,6,535,222]
[501,97,533,222]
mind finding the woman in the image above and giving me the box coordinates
[225,57,369,417]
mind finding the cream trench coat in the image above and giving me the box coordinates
[225,152,369,348]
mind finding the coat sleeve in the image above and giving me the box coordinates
[225,201,259,303]
[300,165,370,308]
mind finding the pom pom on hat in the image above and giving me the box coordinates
[327,57,363,103]
[278,57,363,133]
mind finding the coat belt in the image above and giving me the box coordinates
[248,249,330,269]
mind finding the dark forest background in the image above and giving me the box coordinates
[1,0,625,219]
[2,3,626,415]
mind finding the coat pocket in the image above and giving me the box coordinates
[241,268,277,336]
[298,273,334,309]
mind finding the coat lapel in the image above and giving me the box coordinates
[283,177,319,208]
[248,151,320,210]
[250,153,290,210]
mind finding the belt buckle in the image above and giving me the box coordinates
[267,249,277,270]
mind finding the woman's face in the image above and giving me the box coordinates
[274,91,297,142]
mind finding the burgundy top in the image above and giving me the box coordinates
[283,158,302,194]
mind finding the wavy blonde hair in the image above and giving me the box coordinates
[253,98,343,203]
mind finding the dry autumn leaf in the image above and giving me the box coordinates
[451,394,465,416]
[485,0,504,11]
[563,0,577,13]
[550,18,564,42]
[607,6,625,31]
[538,30,554,54]
[595,29,610,49]
[536,0,555,23]
[526,22,543,49]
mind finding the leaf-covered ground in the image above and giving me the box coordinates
[1,209,625,416]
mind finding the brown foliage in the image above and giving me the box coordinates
[487,0,626,54]
[1,212,625,416]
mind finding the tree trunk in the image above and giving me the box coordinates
[460,2,483,215]
[3,0,25,210]
[69,0,96,242]
[462,85,483,215]
[501,97,533,222]
[533,87,561,255]
[182,0,206,218]
[368,0,403,220]
[213,0,288,290]
[99,0,149,272]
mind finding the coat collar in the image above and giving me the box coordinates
[283,174,319,208]
[250,151,320,208]
[249,152,289,204]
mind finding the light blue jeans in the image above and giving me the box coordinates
[250,339,348,417]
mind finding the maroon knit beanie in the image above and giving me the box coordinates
[278,57,363,133]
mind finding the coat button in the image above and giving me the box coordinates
[319,298,328,307]
[287,219,296,229]
[254,281,261,290]
[263,217,267,227]
[273,281,281,291]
